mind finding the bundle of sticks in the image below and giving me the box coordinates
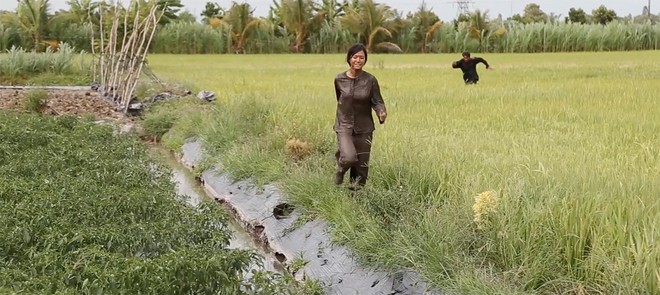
[89,0,164,113]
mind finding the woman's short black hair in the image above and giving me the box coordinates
[346,43,368,65]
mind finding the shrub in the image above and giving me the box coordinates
[285,138,312,161]
[22,89,48,113]
[142,111,177,141]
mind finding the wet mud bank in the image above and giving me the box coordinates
[176,139,442,295]
[167,158,284,275]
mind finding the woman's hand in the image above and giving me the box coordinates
[378,111,387,124]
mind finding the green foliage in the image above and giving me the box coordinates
[566,8,588,24]
[288,257,309,273]
[592,5,618,25]
[22,89,48,112]
[142,110,177,141]
[0,43,90,79]
[152,22,228,54]
[483,21,660,53]
[521,3,548,24]
[199,1,224,23]
[25,72,93,86]
[1,1,659,54]
[0,113,315,294]
[147,18,660,54]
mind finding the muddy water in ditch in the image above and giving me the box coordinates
[169,165,284,274]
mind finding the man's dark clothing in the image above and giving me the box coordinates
[333,70,386,186]
[452,57,489,84]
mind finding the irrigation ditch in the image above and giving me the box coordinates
[153,146,284,276]
[173,139,438,295]
[1,85,440,295]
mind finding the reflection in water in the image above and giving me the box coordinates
[170,168,283,274]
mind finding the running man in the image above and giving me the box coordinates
[452,51,491,84]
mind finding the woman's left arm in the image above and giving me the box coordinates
[370,76,387,122]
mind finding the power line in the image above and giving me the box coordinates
[446,1,474,16]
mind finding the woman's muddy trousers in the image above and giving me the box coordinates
[335,132,373,186]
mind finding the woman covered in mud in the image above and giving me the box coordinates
[333,43,387,189]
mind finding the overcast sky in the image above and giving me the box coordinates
[0,1,653,21]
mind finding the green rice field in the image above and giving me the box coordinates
[146,51,660,294]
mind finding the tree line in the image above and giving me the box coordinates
[1,0,659,54]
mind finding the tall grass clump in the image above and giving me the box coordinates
[22,89,48,113]
[148,52,660,295]
[0,43,90,78]
[433,20,660,53]
[243,26,292,54]
[152,22,229,54]
[150,22,292,54]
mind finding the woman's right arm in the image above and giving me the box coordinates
[334,78,341,100]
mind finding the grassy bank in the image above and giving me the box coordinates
[0,112,317,294]
[145,52,660,294]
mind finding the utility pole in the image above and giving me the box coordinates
[447,0,474,16]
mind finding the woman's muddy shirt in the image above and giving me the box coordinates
[334,70,386,134]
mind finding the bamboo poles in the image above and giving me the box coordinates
[91,0,164,113]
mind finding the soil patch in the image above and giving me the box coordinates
[0,88,129,123]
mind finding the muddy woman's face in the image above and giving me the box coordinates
[350,50,366,71]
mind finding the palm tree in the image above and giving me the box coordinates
[277,0,324,52]
[410,1,443,52]
[221,2,268,53]
[60,0,98,24]
[0,0,52,51]
[319,0,345,22]
[467,10,489,50]
[340,0,401,52]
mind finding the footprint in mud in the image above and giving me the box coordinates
[273,203,295,219]
[275,252,287,263]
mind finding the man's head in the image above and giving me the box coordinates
[462,51,471,61]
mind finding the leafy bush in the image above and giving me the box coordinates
[0,113,311,294]
[22,89,48,113]
[142,111,177,141]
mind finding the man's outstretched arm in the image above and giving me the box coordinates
[475,57,490,69]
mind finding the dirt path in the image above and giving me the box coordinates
[0,88,129,123]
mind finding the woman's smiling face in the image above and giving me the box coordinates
[349,50,366,71]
